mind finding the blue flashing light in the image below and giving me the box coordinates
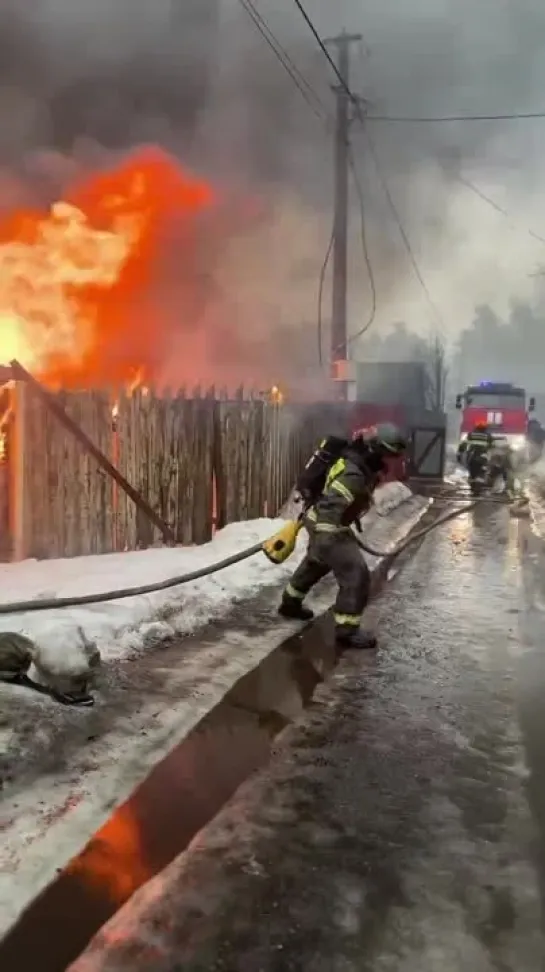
[478,381,491,386]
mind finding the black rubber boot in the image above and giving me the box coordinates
[335,626,377,650]
[278,596,314,621]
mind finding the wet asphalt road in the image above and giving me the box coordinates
[74,502,545,971]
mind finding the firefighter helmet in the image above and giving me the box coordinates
[353,422,407,456]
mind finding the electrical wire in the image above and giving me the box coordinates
[289,0,364,112]
[238,0,375,365]
[367,110,545,123]
[344,144,377,346]
[236,0,344,370]
[237,0,330,123]
[365,131,445,332]
[452,172,545,247]
[317,226,334,367]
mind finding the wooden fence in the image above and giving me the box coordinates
[8,385,328,560]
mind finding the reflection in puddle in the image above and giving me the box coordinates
[0,618,337,972]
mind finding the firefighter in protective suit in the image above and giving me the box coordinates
[457,422,515,496]
[456,421,494,467]
[278,423,408,650]
[487,437,516,497]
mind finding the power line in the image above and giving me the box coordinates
[236,0,339,371]
[365,132,445,332]
[290,0,363,111]
[237,0,330,123]
[317,227,334,367]
[344,145,377,347]
[367,110,545,123]
[452,172,545,246]
[238,0,327,121]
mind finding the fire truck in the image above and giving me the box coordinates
[455,381,535,447]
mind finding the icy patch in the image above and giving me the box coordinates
[523,458,545,537]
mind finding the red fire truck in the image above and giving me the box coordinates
[456,381,535,445]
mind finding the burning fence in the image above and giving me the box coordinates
[0,145,330,559]
[4,377,315,562]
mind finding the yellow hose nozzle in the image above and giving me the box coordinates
[262,519,303,565]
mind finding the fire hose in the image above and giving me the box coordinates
[0,498,479,616]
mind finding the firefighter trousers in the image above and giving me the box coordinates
[285,524,370,628]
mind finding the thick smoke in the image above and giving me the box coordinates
[0,0,545,387]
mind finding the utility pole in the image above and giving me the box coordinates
[325,31,362,401]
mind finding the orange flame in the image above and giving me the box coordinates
[67,805,150,905]
[0,147,213,388]
[270,384,284,404]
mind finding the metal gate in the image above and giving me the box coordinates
[408,425,446,479]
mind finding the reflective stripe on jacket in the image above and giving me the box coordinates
[307,453,374,529]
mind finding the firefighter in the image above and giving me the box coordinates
[278,423,408,650]
[457,421,493,492]
[456,421,494,467]
[487,437,516,497]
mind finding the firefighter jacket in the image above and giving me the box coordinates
[467,430,493,448]
[305,449,378,532]
[457,430,493,462]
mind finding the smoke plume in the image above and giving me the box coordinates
[0,0,544,389]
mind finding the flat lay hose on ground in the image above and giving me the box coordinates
[0,500,480,616]
[354,500,478,558]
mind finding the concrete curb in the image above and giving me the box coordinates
[0,492,430,964]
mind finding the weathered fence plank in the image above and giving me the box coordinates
[11,383,337,560]
[21,389,114,559]
[115,390,216,549]
[214,400,270,525]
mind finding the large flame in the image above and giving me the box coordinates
[0,147,213,387]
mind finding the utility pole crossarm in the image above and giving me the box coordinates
[324,33,363,47]
[323,33,363,45]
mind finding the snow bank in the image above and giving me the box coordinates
[528,457,545,494]
[0,481,412,691]
[522,457,545,536]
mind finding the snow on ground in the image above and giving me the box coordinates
[0,482,412,682]
[0,482,424,942]
[524,457,545,538]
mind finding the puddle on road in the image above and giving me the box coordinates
[0,616,338,972]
